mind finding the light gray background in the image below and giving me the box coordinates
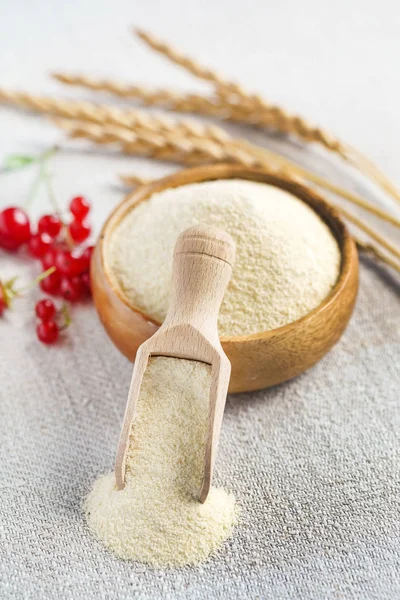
[0,1,399,599]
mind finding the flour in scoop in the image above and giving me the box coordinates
[85,357,237,567]
[107,179,341,337]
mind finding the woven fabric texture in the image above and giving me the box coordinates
[1,251,399,599]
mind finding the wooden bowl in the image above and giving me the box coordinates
[91,164,359,394]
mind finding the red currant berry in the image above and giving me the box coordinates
[69,196,90,220]
[60,276,83,302]
[36,320,59,344]
[41,247,57,270]
[55,249,85,277]
[80,245,94,272]
[68,219,91,244]
[80,272,91,295]
[0,207,31,251]
[28,233,53,259]
[35,298,56,322]
[38,214,62,238]
[40,270,61,295]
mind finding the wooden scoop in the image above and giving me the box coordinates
[114,224,236,503]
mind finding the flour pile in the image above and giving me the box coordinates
[107,179,341,337]
[85,357,237,567]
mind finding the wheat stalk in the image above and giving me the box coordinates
[135,29,400,205]
[50,117,268,167]
[52,31,400,205]
[0,88,232,144]
[342,144,400,204]
[2,84,397,269]
[50,116,400,268]
[52,73,250,121]
[355,239,400,274]
[1,88,399,230]
[54,72,343,139]
[52,71,358,150]
[136,30,289,122]
[121,174,151,187]
[135,29,345,154]
[238,139,400,228]
[338,205,400,261]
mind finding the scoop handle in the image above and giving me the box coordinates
[162,225,236,341]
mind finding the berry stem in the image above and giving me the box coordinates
[24,146,61,213]
[17,266,56,293]
[42,161,62,215]
[59,302,72,330]
[0,267,55,311]
[24,160,45,211]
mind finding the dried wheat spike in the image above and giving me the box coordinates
[136,29,228,87]
[51,116,278,170]
[51,116,400,263]
[54,72,325,138]
[0,88,235,146]
[52,35,400,204]
[137,29,400,205]
[136,29,345,154]
[121,174,151,187]
[52,73,248,121]
[0,89,273,169]
[1,87,398,229]
[3,85,394,227]
[52,71,357,170]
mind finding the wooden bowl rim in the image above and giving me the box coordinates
[98,163,356,344]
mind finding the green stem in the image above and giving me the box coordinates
[41,146,59,162]
[23,145,60,212]
[17,266,56,294]
[24,159,46,211]
[43,165,62,215]
[59,303,71,329]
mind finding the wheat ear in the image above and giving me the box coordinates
[0,88,233,144]
[49,117,268,167]
[52,73,250,121]
[135,29,345,154]
[120,174,151,187]
[136,29,400,205]
[50,116,400,265]
[51,72,340,138]
[1,88,398,230]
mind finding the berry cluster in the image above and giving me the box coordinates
[0,195,94,344]
[39,242,93,303]
[35,298,72,345]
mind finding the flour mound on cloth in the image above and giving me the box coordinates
[85,357,238,567]
[107,179,341,337]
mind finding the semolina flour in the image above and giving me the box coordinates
[85,357,238,567]
[107,179,341,337]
